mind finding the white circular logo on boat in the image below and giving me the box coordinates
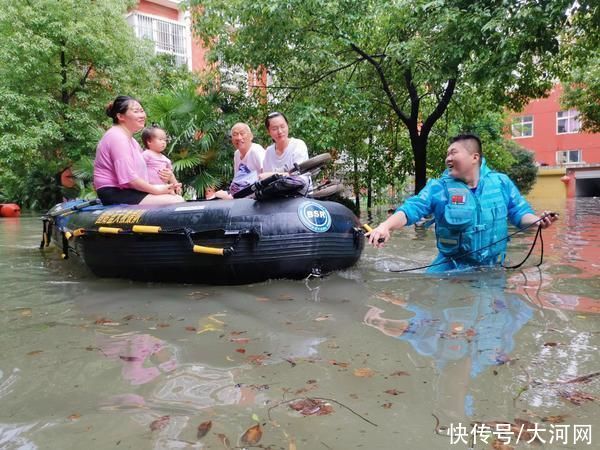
[298,201,331,233]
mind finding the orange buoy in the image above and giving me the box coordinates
[0,203,21,217]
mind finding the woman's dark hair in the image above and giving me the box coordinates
[264,111,288,129]
[105,95,140,124]
[141,124,162,148]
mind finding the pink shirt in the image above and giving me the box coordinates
[143,150,173,185]
[93,127,148,190]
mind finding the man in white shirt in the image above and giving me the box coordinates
[211,123,265,199]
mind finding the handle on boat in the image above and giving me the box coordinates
[193,245,233,256]
[362,223,385,243]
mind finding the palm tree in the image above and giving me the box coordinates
[145,84,232,197]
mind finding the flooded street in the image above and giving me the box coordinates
[1,198,598,449]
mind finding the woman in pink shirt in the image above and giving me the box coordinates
[93,96,184,205]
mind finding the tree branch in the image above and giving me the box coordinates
[68,64,93,99]
[349,43,410,125]
[403,69,420,121]
[250,57,367,91]
[420,78,457,137]
[60,47,69,104]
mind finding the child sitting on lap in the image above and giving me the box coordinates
[141,125,182,195]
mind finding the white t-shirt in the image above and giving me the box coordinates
[263,138,311,192]
[233,142,265,174]
[263,138,308,173]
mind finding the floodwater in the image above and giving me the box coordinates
[0,198,598,450]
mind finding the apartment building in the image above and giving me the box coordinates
[508,84,600,198]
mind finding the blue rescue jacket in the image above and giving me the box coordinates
[397,159,534,272]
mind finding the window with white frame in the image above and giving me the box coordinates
[127,12,189,67]
[557,109,581,134]
[511,115,534,138]
[556,149,582,165]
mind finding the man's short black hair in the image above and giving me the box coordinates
[450,134,482,164]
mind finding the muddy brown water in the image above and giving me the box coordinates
[1,198,598,449]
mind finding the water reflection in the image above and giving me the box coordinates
[0,201,597,449]
[96,332,177,385]
[364,272,535,419]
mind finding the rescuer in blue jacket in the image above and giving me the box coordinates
[367,134,557,272]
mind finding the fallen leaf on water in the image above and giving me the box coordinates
[315,314,332,321]
[558,390,596,405]
[185,326,197,332]
[491,439,514,450]
[121,314,136,321]
[68,413,81,420]
[284,358,297,367]
[277,294,294,301]
[230,331,247,336]
[27,350,43,356]
[382,403,392,409]
[541,415,568,423]
[216,433,231,449]
[230,337,250,344]
[289,398,333,416]
[236,348,246,354]
[196,420,212,439]
[328,360,349,368]
[384,389,403,396]
[255,296,270,302]
[207,314,226,325]
[157,323,170,328]
[19,308,32,317]
[295,385,317,395]
[251,413,260,422]
[288,437,297,450]
[197,324,221,334]
[544,342,558,347]
[354,368,375,378]
[247,354,267,365]
[119,356,141,362]
[149,415,170,431]
[390,371,410,377]
[240,424,262,446]
[307,379,317,384]
[94,318,118,325]
[349,393,359,399]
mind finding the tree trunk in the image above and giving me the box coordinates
[411,134,428,194]
[366,135,373,209]
[353,150,360,214]
[60,48,69,105]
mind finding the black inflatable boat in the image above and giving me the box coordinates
[42,197,365,284]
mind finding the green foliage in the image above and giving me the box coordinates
[145,84,232,196]
[560,1,600,132]
[0,0,159,209]
[503,141,538,195]
[192,0,575,195]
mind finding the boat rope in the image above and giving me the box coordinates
[54,224,258,257]
[382,213,555,273]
